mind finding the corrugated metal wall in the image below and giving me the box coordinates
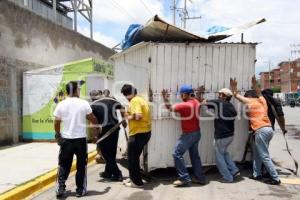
[113,44,151,156]
[113,42,256,171]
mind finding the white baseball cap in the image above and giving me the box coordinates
[218,88,233,97]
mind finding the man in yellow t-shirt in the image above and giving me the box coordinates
[120,84,151,188]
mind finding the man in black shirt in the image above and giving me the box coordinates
[91,90,126,181]
[202,88,239,183]
[261,89,286,131]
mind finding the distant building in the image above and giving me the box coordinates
[259,68,281,90]
[259,58,300,93]
[279,58,300,93]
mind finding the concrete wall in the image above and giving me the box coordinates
[0,0,115,145]
[0,56,44,145]
[8,0,73,29]
[0,0,114,66]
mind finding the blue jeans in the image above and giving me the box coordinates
[215,136,239,182]
[173,130,205,182]
[253,127,279,181]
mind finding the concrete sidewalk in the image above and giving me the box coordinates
[0,142,96,194]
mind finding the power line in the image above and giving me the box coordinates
[139,0,153,17]
[108,0,139,22]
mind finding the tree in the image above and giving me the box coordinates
[271,87,281,93]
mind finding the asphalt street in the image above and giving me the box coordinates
[30,106,300,200]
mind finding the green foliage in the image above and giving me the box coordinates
[271,87,281,93]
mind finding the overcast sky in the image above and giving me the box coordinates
[76,0,300,74]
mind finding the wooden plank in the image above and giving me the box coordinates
[224,45,232,88]
[237,45,245,91]
[243,45,250,90]
[178,45,186,87]
[198,46,206,87]
[150,45,158,93]
[171,45,180,93]
[205,45,213,90]
[212,45,220,91]
[156,45,165,92]
[218,45,226,89]
[164,44,172,90]
[192,46,200,87]
[230,45,239,85]
[185,46,193,86]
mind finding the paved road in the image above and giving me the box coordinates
[30,107,300,200]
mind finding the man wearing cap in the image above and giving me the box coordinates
[162,84,206,187]
[200,88,239,183]
[53,81,99,198]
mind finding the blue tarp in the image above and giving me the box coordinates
[204,25,230,36]
[121,24,143,50]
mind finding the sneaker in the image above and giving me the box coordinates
[218,178,233,183]
[56,188,66,199]
[122,178,131,185]
[75,190,87,198]
[173,180,191,187]
[99,172,112,179]
[191,177,207,185]
[264,179,281,185]
[233,171,241,179]
[111,174,123,182]
[249,175,263,181]
[262,173,271,179]
[123,181,144,188]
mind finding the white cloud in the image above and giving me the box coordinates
[180,0,300,73]
[77,0,170,49]
[93,0,170,25]
[77,0,300,74]
[77,26,119,48]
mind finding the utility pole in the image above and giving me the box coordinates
[178,0,201,29]
[53,0,57,22]
[268,61,271,89]
[172,0,176,25]
[183,0,187,28]
[288,58,292,93]
[90,0,93,39]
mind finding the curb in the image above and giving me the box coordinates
[0,150,97,200]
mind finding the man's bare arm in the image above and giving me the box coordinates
[234,93,252,104]
[161,89,176,112]
[87,113,100,143]
[54,117,61,135]
[230,78,251,104]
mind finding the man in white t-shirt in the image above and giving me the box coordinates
[53,81,99,198]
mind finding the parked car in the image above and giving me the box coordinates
[289,99,296,107]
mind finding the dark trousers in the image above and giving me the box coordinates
[56,138,87,193]
[128,132,151,186]
[98,126,121,177]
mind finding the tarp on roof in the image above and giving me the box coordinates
[121,15,266,49]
